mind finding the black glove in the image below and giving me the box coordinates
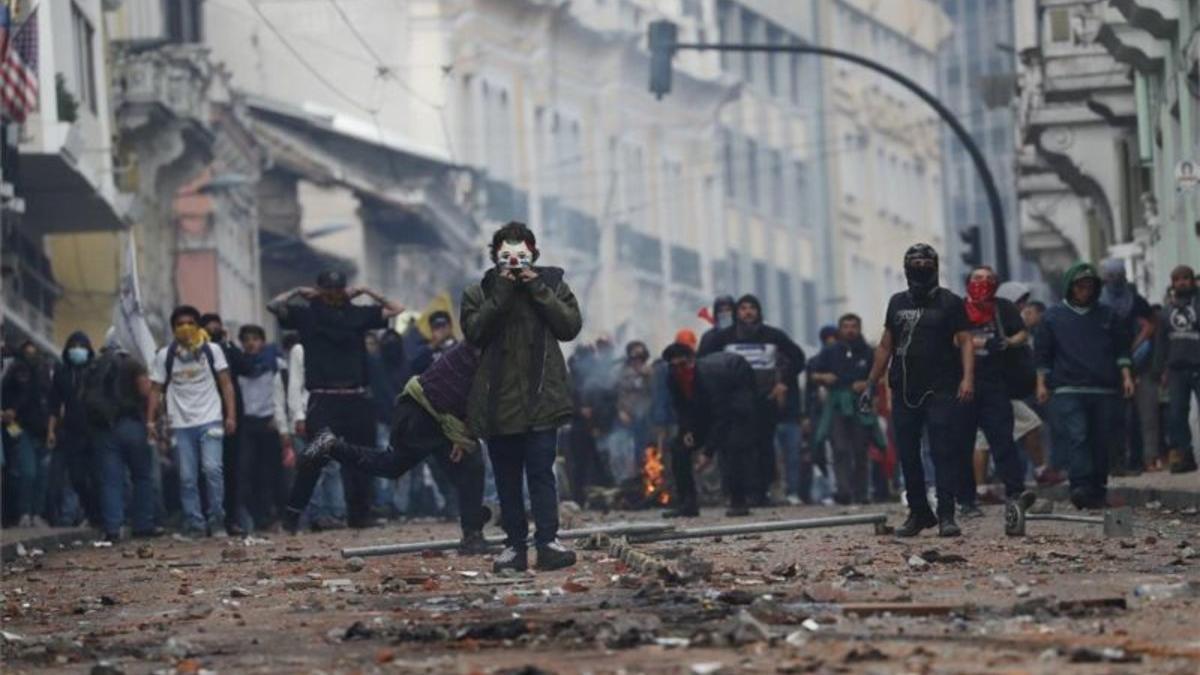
[985,335,1007,353]
[857,386,875,415]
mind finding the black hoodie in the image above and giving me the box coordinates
[49,331,95,436]
[698,294,806,398]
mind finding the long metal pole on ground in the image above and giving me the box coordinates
[340,521,675,558]
[1026,514,1104,525]
[340,513,890,558]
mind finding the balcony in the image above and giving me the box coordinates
[1110,0,1178,40]
[1096,7,1166,75]
[616,224,663,276]
[1,228,62,352]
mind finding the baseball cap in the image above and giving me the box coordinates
[316,269,348,290]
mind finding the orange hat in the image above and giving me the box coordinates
[674,329,698,350]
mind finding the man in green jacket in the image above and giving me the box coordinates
[461,221,583,572]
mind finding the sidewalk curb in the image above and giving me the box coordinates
[1036,483,1200,511]
[1,529,93,563]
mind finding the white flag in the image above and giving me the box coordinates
[109,232,157,364]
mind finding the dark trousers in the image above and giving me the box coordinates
[288,392,375,528]
[1047,392,1117,500]
[891,392,959,518]
[670,435,697,510]
[713,420,753,508]
[95,416,155,535]
[221,431,240,530]
[566,415,612,504]
[237,416,283,531]
[488,429,559,548]
[957,380,1025,500]
[1166,367,1200,454]
[830,414,871,503]
[331,399,485,535]
[48,431,99,526]
[748,403,779,501]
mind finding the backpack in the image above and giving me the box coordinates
[81,353,123,430]
[163,343,218,398]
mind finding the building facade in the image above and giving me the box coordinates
[936,0,1028,284]
[1014,0,1200,296]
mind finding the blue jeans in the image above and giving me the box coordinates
[775,421,802,497]
[8,434,48,518]
[95,416,155,534]
[301,436,347,525]
[173,422,225,531]
[1047,392,1117,499]
[488,429,559,548]
[1166,367,1200,454]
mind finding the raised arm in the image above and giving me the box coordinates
[267,287,317,320]
[460,276,517,346]
[349,286,405,320]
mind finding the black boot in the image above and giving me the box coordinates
[535,540,577,571]
[457,530,492,556]
[938,513,961,537]
[895,509,938,537]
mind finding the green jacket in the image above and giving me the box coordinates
[460,267,582,437]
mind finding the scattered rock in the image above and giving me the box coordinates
[1014,585,1032,598]
[1133,581,1200,601]
[716,589,756,606]
[229,587,252,598]
[561,580,589,593]
[728,610,771,646]
[345,557,366,572]
[90,661,125,675]
[991,574,1016,589]
[183,603,213,620]
[459,618,530,641]
[283,578,321,591]
[844,645,887,663]
[220,548,247,561]
[907,555,929,570]
[1068,647,1141,663]
[136,546,154,559]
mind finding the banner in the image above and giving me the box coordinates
[109,232,157,364]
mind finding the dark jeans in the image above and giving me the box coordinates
[48,431,99,526]
[891,392,960,518]
[830,413,871,503]
[287,392,375,528]
[1166,367,1200,454]
[670,435,697,510]
[330,399,485,535]
[488,429,559,548]
[748,403,779,501]
[95,416,155,535]
[222,430,240,530]
[712,419,753,508]
[237,416,284,532]
[957,379,1025,500]
[1047,392,1117,500]
[566,415,612,504]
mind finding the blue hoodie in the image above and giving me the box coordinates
[1035,262,1132,392]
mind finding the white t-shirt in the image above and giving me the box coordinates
[150,343,229,429]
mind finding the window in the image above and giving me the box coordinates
[800,279,817,344]
[722,129,736,198]
[777,269,795,336]
[71,4,97,115]
[745,139,759,207]
[766,25,782,96]
[753,260,769,299]
[740,11,757,82]
[769,149,784,218]
[1046,8,1070,43]
[164,0,204,44]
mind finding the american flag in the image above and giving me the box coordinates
[1,5,39,123]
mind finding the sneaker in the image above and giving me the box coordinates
[662,506,700,519]
[535,540,577,571]
[895,510,938,537]
[786,495,803,506]
[211,528,230,539]
[457,530,492,556]
[492,546,528,573]
[17,515,33,528]
[301,428,339,465]
[958,504,984,520]
[725,506,751,517]
[1169,450,1198,474]
[938,515,962,538]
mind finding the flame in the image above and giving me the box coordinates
[642,446,670,506]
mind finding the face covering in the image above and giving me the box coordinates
[965,277,998,326]
[208,328,226,342]
[173,324,208,351]
[716,310,733,330]
[903,244,940,304]
[673,363,696,398]
[496,240,534,271]
[67,347,90,366]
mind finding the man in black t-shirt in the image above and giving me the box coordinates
[268,270,404,531]
[863,244,974,537]
[955,266,1030,516]
[1099,258,1157,473]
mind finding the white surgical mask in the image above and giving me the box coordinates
[67,347,90,365]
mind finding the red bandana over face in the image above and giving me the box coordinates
[965,277,998,326]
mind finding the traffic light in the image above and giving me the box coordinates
[648,20,678,99]
[960,225,982,268]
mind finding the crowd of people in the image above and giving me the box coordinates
[3,223,1198,563]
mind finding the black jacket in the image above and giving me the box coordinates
[697,295,806,397]
[668,352,756,455]
[48,331,95,436]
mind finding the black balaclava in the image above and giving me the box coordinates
[903,243,940,304]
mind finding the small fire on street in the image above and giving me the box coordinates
[642,446,670,506]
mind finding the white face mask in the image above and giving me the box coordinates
[496,240,533,270]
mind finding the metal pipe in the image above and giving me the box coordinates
[631,513,889,543]
[340,521,675,558]
[1026,514,1104,525]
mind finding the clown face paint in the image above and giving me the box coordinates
[496,240,534,270]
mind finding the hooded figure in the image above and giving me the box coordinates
[698,295,736,355]
[47,331,97,527]
[49,331,95,442]
[698,293,806,509]
[1034,261,1134,509]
